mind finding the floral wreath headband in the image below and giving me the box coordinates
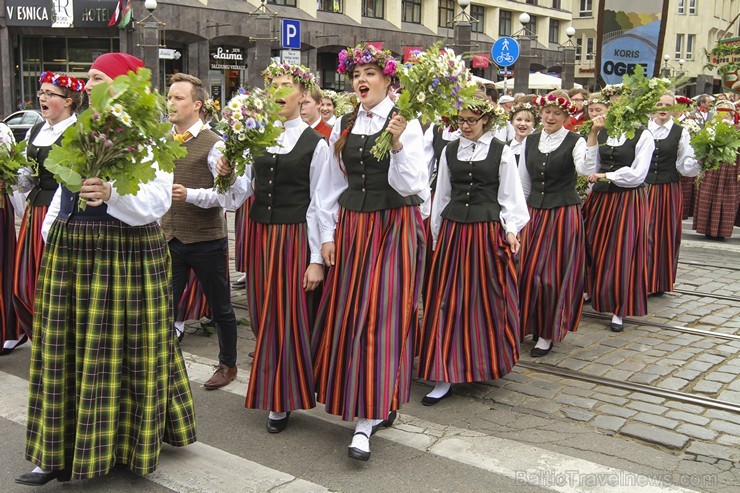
[322,89,338,103]
[584,98,610,107]
[337,43,398,79]
[675,95,693,106]
[39,71,85,93]
[509,101,539,120]
[533,94,577,115]
[601,83,625,97]
[262,61,317,92]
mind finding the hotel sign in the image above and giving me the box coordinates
[4,0,117,28]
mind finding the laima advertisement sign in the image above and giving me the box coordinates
[596,0,669,86]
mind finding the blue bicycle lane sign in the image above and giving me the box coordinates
[491,37,519,67]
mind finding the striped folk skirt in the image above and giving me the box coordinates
[176,270,211,322]
[518,205,585,343]
[312,206,425,421]
[680,176,696,220]
[13,204,48,338]
[25,220,196,480]
[646,182,683,293]
[418,220,520,383]
[693,163,739,238]
[245,222,317,413]
[583,189,648,318]
[1,196,20,347]
[234,197,253,273]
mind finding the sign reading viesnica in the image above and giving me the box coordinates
[5,0,117,28]
[210,47,247,71]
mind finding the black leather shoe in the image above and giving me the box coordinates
[15,469,71,486]
[0,334,29,356]
[347,431,371,461]
[610,322,624,332]
[371,411,397,435]
[530,342,553,357]
[231,279,246,289]
[267,412,291,433]
[421,387,452,406]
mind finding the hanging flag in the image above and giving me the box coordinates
[596,0,670,86]
[108,0,123,27]
[118,0,133,29]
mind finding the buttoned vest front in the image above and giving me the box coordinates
[524,131,582,209]
[441,139,503,224]
[592,128,645,193]
[162,128,224,243]
[644,123,682,185]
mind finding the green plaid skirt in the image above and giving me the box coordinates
[25,219,196,480]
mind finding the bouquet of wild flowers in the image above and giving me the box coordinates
[601,66,671,139]
[214,87,286,193]
[0,140,34,208]
[46,68,186,210]
[677,117,702,136]
[334,92,358,117]
[690,119,740,175]
[368,43,477,159]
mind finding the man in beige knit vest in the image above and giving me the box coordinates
[161,73,248,389]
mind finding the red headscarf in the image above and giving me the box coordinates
[90,53,145,80]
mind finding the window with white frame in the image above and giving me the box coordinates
[579,0,592,17]
[317,0,342,13]
[438,0,454,28]
[586,37,594,60]
[675,34,684,58]
[686,34,695,60]
[575,37,582,62]
[677,0,685,14]
[549,19,560,44]
[402,0,422,24]
[362,0,384,18]
[471,5,484,34]
[688,0,696,14]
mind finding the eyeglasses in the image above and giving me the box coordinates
[457,116,484,126]
[36,90,68,99]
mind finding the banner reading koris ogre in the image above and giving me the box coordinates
[596,0,669,87]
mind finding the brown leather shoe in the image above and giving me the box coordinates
[203,363,237,390]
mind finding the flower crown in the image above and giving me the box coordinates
[39,71,84,93]
[601,83,626,97]
[337,43,398,79]
[262,61,317,91]
[533,94,577,114]
[584,97,610,107]
[509,101,538,119]
[675,95,693,106]
[322,89,338,104]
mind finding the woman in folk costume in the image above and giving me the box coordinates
[235,61,329,433]
[417,90,528,404]
[16,53,196,486]
[675,96,699,220]
[12,72,84,343]
[312,43,428,461]
[693,102,740,240]
[506,100,538,165]
[645,92,699,295]
[0,123,22,355]
[517,92,588,357]
[582,95,655,332]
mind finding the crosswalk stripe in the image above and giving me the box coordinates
[0,370,329,493]
[183,353,698,493]
[1,354,699,493]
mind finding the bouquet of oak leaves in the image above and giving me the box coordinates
[46,68,186,211]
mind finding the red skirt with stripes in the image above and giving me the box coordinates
[312,206,425,420]
[584,189,648,317]
[1,196,21,346]
[693,163,739,238]
[680,176,696,220]
[13,204,48,338]
[176,270,211,322]
[418,220,519,383]
[646,182,683,293]
[245,222,317,412]
[519,205,585,343]
[234,197,253,273]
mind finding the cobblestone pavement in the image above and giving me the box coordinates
[178,214,740,491]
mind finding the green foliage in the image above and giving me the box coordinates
[0,140,34,206]
[45,68,187,210]
[603,65,670,139]
[690,120,740,175]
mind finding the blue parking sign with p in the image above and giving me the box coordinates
[281,19,301,49]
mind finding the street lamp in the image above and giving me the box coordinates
[139,0,166,92]
[452,0,473,58]
[514,13,534,95]
[560,26,577,90]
